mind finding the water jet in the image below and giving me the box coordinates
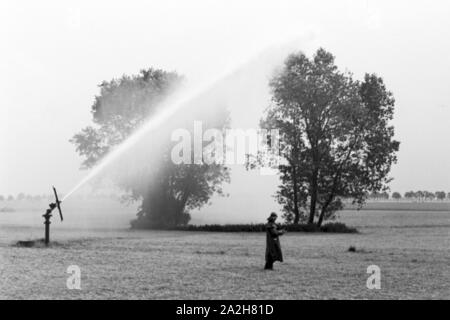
[61,38,302,203]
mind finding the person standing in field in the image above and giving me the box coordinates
[264,212,285,270]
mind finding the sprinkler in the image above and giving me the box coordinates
[43,186,63,246]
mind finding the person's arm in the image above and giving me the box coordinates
[268,224,279,237]
[276,224,285,236]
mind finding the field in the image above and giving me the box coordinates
[0,199,449,299]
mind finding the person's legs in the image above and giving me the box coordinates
[264,257,274,270]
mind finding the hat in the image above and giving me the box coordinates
[267,212,278,221]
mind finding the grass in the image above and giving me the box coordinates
[0,201,449,299]
[0,223,449,299]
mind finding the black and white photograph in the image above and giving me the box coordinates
[0,0,449,304]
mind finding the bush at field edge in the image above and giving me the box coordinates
[130,221,358,233]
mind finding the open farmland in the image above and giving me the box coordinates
[0,200,449,299]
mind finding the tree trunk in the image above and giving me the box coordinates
[308,167,319,224]
[293,204,300,224]
[317,169,341,227]
[317,194,334,227]
[292,165,300,224]
[175,179,192,226]
[317,208,325,227]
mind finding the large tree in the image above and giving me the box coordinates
[71,68,229,228]
[259,48,399,226]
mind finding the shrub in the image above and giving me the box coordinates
[130,221,358,233]
[320,222,358,233]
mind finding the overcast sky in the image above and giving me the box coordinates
[1,0,450,198]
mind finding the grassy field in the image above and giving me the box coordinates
[0,200,449,299]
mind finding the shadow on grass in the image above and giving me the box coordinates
[14,239,57,248]
[13,238,94,249]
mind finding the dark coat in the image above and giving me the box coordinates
[265,221,283,262]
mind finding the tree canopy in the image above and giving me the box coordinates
[257,48,399,225]
[71,68,229,228]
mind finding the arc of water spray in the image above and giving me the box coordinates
[62,37,301,202]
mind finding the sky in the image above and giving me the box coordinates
[1,0,450,200]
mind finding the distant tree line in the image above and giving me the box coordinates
[0,193,122,201]
[2,190,449,203]
[0,193,53,201]
[366,190,450,201]
[402,190,448,201]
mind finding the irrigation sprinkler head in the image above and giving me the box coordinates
[42,186,64,245]
[53,186,63,221]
